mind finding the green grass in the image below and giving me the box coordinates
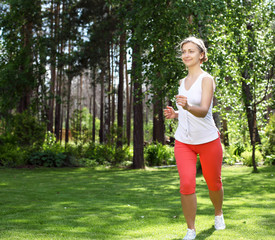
[0,165,274,240]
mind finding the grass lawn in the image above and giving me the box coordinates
[0,165,274,240]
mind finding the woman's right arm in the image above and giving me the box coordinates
[164,106,178,119]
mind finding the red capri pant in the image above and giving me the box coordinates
[174,137,223,195]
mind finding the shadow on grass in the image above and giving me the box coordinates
[0,165,274,239]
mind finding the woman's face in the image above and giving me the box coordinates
[181,42,204,67]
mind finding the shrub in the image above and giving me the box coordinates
[82,142,132,166]
[12,111,46,151]
[78,158,99,167]
[262,114,275,165]
[0,133,28,167]
[0,144,27,167]
[145,142,174,166]
[223,143,244,165]
[28,150,73,167]
[241,149,263,166]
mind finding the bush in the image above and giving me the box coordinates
[145,142,175,166]
[28,150,73,167]
[262,114,275,165]
[241,149,263,166]
[223,142,245,165]
[12,111,46,151]
[81,142,132,166]
[0,133,28,167]
[0,144,27,167]
[78,158,99,167]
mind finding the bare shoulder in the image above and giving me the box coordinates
[179,78,184,86]
[202,74,215,90]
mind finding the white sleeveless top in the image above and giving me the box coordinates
[174,72,219,145]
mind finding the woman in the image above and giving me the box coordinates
[164,37,225,240]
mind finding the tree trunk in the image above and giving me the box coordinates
[99,71,104,143]
[241,77,261,145]
[251,104,258,172]
[65,75,72,144]
[54,68,61,141]
[132,42,144,169]
[48,0,56,132]
[54,1,61,141]
[65,41,72,144]
[153,94,165,144]
[111,43,115,132]
[117,32,125,148]
[17,8,33,113]
[106,43,111,141]
[125,50,131,146]
[221,119,229,147]
[92,68,96,143]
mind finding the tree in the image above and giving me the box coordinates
[209,0,274,171]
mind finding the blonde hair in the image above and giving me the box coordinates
[180,37,208,63]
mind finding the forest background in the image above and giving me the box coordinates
[0,0,274,171]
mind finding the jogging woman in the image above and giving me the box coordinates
[164,37,226,240]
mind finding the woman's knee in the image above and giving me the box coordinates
[180,179,196,195]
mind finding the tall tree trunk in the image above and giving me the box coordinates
[65,41,72,144]
[91,68,96,143]
[222,119,229,147]
[17,8,33,113]
[240,18,260,172]
[111,44,115,139]
[92,81,96,143]
[106,43,111,141]
[241,76,261,145]
[125,51,131,146]
[132,42,144,169]
[153,89,165,144]
[54,1,61,141]
[48,0,56,132]
[99,71,104,143]
[65,77,71,144]
[117,32,125,148]
[60,102,64,143]
[110,43,115,143]
[55,69,61,141]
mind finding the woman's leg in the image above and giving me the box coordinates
[174,140,198,230]
[198,138,224,216]
[181,193,197,230]
[209,188,224,216]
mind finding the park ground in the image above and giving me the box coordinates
[0,165,274,240]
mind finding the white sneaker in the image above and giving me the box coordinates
[183,228,196,240]
[215,214,226,230]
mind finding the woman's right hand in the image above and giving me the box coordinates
[164,106,177,119]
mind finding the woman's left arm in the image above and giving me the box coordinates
[176,76,214,118]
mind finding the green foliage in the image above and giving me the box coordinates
[144,142,175,166]
[0,143,27,167]
[62,142,133,167]
[70,108,92,144]
[262,114,275,165]
[223,141,246,165]
[28,150,73,168]
[43,131,63,153]
[12,111,45,151]
[144,121,153,142]
[241,148,263,167]
[83,143,132,166]
[0,111,46,167]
